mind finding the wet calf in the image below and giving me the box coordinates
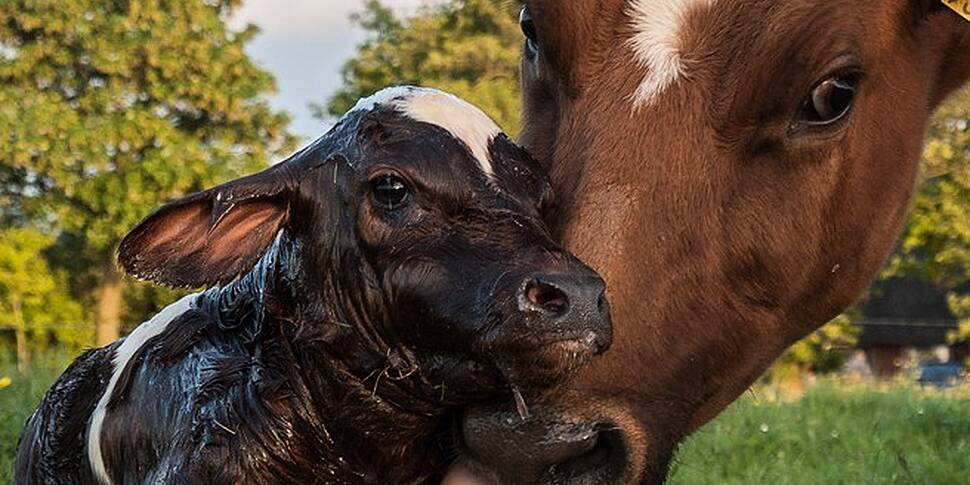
[14,87,612,485]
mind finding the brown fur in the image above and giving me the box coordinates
[456,1,970,483]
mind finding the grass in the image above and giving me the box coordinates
[1,364,968,484]
[0,359,71,484]
[669,382,970,484]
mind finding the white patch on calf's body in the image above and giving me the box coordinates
[87,293,199,485]
[350,86,502,178]
[627,0,716,108]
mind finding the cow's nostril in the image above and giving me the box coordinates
[525,279,569,316]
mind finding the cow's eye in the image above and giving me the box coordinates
[796,74,860,127]
[370,175,410,210]
[519,6,539,54]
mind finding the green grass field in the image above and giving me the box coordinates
[1,361,69,485]
[1,362,968,484]
[669,383,970,484]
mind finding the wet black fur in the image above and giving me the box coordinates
[15,92,607,484]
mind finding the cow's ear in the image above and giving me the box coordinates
[928,4,970,106]
[118,164,297,288]
[909,1,970,106]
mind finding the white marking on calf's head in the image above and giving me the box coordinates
[627,0,716,108]
[349,85,415,113]
[351,86,502,178]
[87,293,199,485]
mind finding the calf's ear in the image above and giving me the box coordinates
[118,164,297,288]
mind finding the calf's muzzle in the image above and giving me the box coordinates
[518,272,611,354]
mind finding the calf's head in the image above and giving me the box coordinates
[452,1,970,483]
[118,86,611,415]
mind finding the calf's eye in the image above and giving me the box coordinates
[370,175,410,210]
[796,74,860,127]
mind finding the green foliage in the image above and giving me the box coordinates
[0,0,295,333]
[949,294,970,344]
[669,382,970,484]
[121,281,188,333]
[887,87,970,349]
[769,313,859,379]
[318,0,523,134]
[0,356,74,484]
[0,228,87,361]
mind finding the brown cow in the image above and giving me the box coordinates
[448,1,970,483]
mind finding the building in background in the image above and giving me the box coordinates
[854,276,967,380]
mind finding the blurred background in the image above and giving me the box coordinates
[1,1,968,482]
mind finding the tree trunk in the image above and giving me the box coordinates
[95,266,124,346]
[15,327,27,372]
[12,298,27,372]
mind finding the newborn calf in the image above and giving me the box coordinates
[15,87,611,485]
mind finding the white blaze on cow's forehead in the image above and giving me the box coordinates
[351,86,503,178]
[627,0,716,108]
[87,293,199,485]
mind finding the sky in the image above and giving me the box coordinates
[232,0,432,141]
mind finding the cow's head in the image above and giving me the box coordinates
[119,87,612,417]
[451,2,970,483]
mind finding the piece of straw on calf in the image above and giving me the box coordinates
[14,86,612,485]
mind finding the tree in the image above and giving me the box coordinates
[0,228,84,370]
[317,0,523,135]
[0,0,296,344]
[887,86,970,351]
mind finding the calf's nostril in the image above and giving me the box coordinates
[525,279,569,316]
